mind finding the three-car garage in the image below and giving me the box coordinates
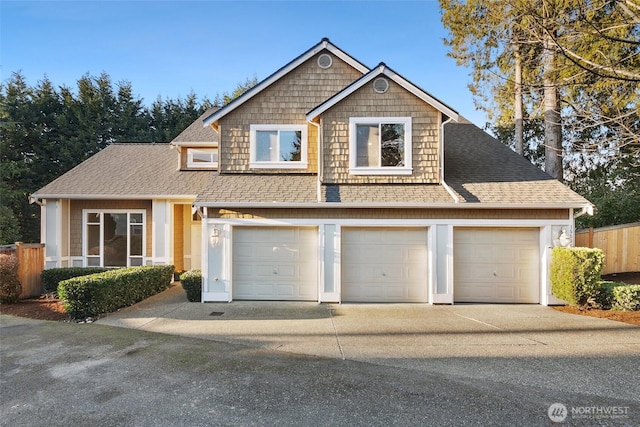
[228,225,543,304]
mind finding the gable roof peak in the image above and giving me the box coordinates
[202,39,370,130]
[307,63,459,122]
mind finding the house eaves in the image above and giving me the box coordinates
[202,38,370,131]
[30,193,199,201]
[306,63,460,122]
[194,201,593,210]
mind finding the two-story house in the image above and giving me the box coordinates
[31,38,593,305]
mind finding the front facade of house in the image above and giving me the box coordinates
[30,108,219,275]
[32,38,593,305]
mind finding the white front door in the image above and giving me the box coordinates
[454,227,540,303]
[341,227,429,303]
[232,227,318,301]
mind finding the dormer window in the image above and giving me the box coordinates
[349,117,412,175]
[250,124,308,169]
[187,148,218,169]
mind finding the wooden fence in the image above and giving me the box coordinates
[575,222,640,275]
[0,242,45,298]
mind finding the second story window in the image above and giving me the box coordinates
[187,148,218,169]
[250,124,308,169]
[349,117,412,175]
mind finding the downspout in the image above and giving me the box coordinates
[440,115,459,203]
[309,119,322,203]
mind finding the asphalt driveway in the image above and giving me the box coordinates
[2,284,639,426]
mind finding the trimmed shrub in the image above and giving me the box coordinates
[550,247,605,306]
[180,269,202,302]
[0,253,22,304]
[41,267,110,294]
[58,265,174,320]
[612,285,640,311]
[592,281,626,309]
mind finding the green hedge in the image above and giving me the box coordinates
[550,247,604,306]
[612,285,640,311]
[58,265,174,320]
[180,269,202,302]
[41,267,110,294]
[0,253,22,304]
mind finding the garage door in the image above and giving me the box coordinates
[342,227,428,303]
[454,228,539,303]
[233,227,317,300]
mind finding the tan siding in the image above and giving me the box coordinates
[219,51,363,174]
[321,79,441,184]
[70,200,153,257]
[211,208,569,220]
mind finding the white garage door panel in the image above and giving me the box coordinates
[233,227,317,301]
[342,228,428,303]
[454,228,540,303]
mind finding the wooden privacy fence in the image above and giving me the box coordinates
[575,222,640,275]
[0,242,45,298]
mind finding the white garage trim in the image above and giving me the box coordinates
[341,227,429,303]
[232,226,318,301]
[454,227,540,303]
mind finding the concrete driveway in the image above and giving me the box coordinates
[2,283,639,426]
[95,284,640,402]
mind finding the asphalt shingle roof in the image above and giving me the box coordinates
[444,123,590,205]
[171,108,219,144]
[194,174,318,204]
[32,144,211,198]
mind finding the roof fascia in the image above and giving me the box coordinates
[306,64,460,122]
[194,201,593,210]
[30,194,199,200]
[203,38,370,129]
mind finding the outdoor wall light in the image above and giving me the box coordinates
[210,227,220,246]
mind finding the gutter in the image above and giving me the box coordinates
[440,115,460,203]
[29,194,200,200]
[193,201,592,210]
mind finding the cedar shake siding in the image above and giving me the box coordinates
[321,79,441,184]
[218,51,363,174]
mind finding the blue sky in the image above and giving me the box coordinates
[1,0,488,127]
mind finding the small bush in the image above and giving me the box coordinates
[180,269,202,302]
[550,247,605,306]
[41,267,110,294]
[58,265,174,320]
[612,285,640,311]
[591,281,626,309]
[0,253,22,304]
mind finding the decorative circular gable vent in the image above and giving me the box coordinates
[317,53,333,69]
[373,77,389,94]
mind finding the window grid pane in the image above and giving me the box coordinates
[256,131,278,161]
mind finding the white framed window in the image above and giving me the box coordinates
[187,148,218,169]
[250,124,308,169]
[349,117,412,175]
[83,210,146,267]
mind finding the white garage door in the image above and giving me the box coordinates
[233,227,318,301]
[454,228,539,303]
[342,227,428,303]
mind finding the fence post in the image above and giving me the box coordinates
[588,227,594,248]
